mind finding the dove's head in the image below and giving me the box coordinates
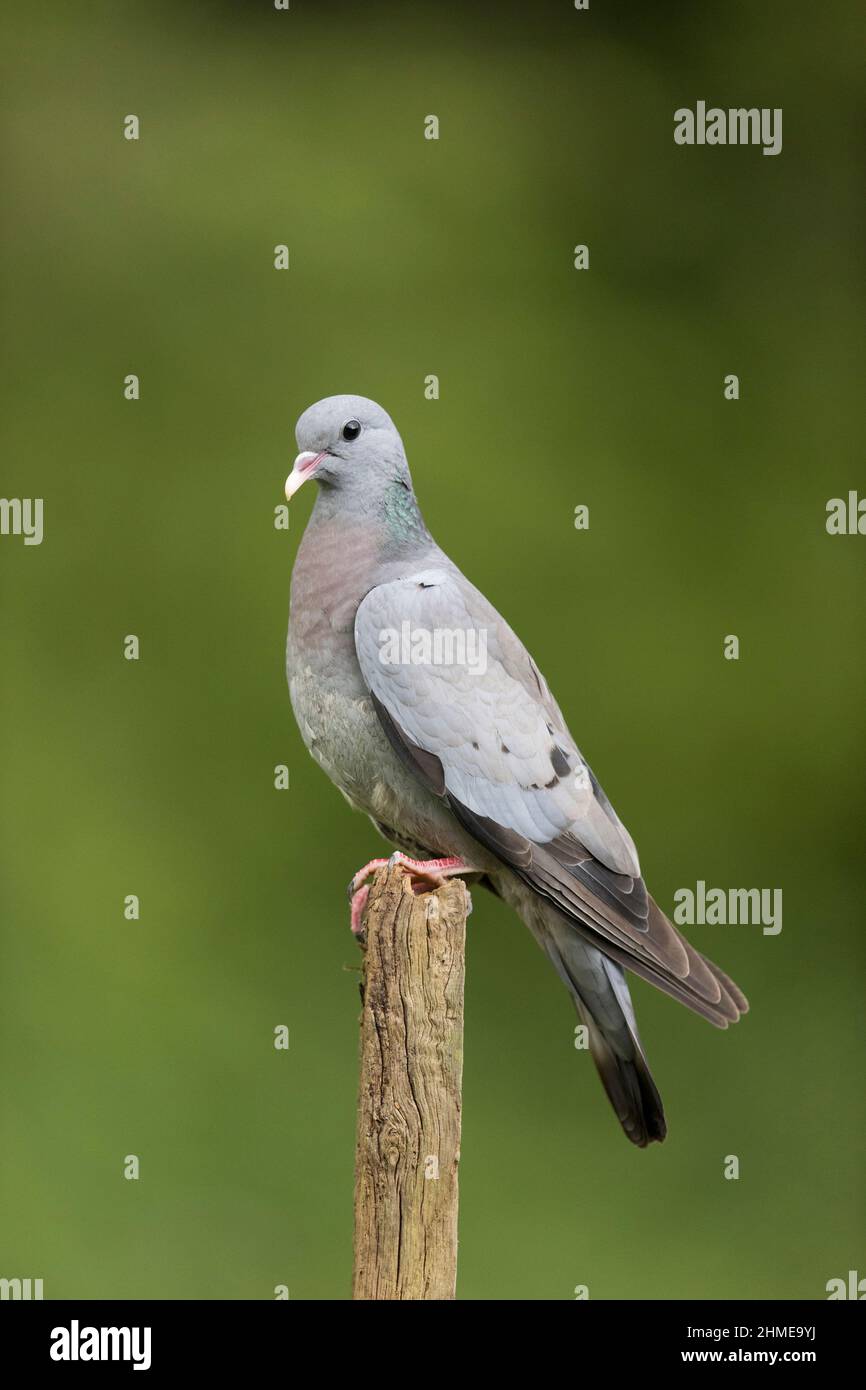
[285,394,411,504]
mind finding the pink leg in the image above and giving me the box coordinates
[348,852,477,935]
[350,884,371,935]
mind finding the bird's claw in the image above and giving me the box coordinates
[347,852,476,934]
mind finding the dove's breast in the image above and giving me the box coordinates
[285,514,450,852]
[287,514,381,797]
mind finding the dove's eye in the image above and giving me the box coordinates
[341,419,361,442]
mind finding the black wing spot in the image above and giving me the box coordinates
[550,744,571,777]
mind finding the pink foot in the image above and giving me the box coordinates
[347,852,476,935]
[350,883,370,936]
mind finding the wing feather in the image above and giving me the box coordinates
[355,569,747,1025]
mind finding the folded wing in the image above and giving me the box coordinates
[354,568,747,1026]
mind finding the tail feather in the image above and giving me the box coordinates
[589,927,749,1029]
[581,1004,667,1147]
[544,917,666,1147]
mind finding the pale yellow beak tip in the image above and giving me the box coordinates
[285,450,321,501]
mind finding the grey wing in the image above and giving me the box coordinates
[354,568,746,1026]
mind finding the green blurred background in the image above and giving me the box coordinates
[1,0,863,1299]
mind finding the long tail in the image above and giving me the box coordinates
[544,914,667,1147]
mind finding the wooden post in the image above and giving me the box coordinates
[352,865,469,1300]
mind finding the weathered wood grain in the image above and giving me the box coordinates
[352,866,468,1300]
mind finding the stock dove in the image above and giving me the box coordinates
[284,394,747,1146]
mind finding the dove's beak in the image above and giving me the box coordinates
[285,451,327,501]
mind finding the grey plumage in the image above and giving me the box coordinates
[285,394,747,1147]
